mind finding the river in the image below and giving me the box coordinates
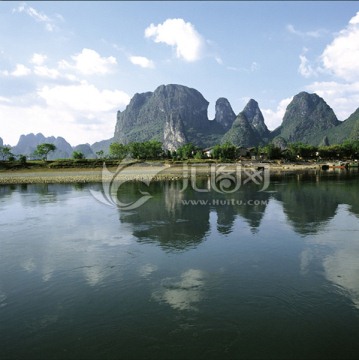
[1,170,359,359]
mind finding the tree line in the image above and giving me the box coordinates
[109,141,230,160]
[259,140,359,161]
[1,139,359,163]
[108,139,359,161]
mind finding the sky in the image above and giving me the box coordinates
[1,1,359,147]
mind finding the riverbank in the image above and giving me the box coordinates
[0,161,327,185]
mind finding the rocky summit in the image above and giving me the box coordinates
[114,85,359,149]
[242,99,270,141]
[213,97,236,131]
[114,84,213,149]
[272,92,340,144]
[113,84,269,150]
[221,111,262,147]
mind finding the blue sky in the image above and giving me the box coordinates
[1,1,359,146]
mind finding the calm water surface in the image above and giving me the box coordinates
[1,171,359,359]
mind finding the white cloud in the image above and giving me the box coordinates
[1,52,78,81]
[297,11,359,86]
[30,51,105,80]
[215,57,223,65]
[226,62,260,73]
[38,82,130,113]
[321,11,359,81]
[286,24,327,38]
[349,12,359,25]
[306,81,359,120]
[14,65,30,77]
[12,2,57,32]
[2,64,32,77]
[227,66,240,72]
[33,65,60,79]
[30,53,48,66]
[0,96,11,103]
[301,11,359,121]
[129,56,154,69]
[298,52,317,78]
[0,47,129,146]
[0,83,130,146]
[145,18,205,62]
[59,48,117,75]
[250,61,260,72]
[262,97,293,130]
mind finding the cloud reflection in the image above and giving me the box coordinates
[153,269,206,311]
[302,205,359,308]
[83,265,106,286]
[139,263,158,278]
[3,184,136,288]
[323,245,359,308]
[0,287,7,308]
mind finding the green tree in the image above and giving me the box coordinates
[165,149,172,159]
[127,140,163,160]
[287,143,300,160]
[96,150,104,159]
[211,143,237,161]
[0,146,13,160]
[318,145,334,159]
[211,144,222,160]
[318,144,342,160]
[221,142,237,160]
[297,143,317,159]
[144,140,163,159]
[176,143,197,160]
[194,151,204,160]
[18,155,27,165]
[286,142,317,160]
[109,142,129,160]
[72,151,85,159]
[128,142,143,159]
[339,140,353,159]
[350,140,359,158]
[34,143,56,160]
[171,150,177,159]
[264,144,282,160]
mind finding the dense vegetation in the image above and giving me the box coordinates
[106,139,359,162]
[1,139,359,170]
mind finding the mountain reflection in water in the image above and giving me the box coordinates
[114,171,359,246]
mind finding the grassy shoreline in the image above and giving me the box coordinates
[0,161,326,185]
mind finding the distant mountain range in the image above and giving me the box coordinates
[2,84,359,158]
[4,133,96,160]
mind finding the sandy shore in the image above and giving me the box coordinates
[0,162,322,185]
